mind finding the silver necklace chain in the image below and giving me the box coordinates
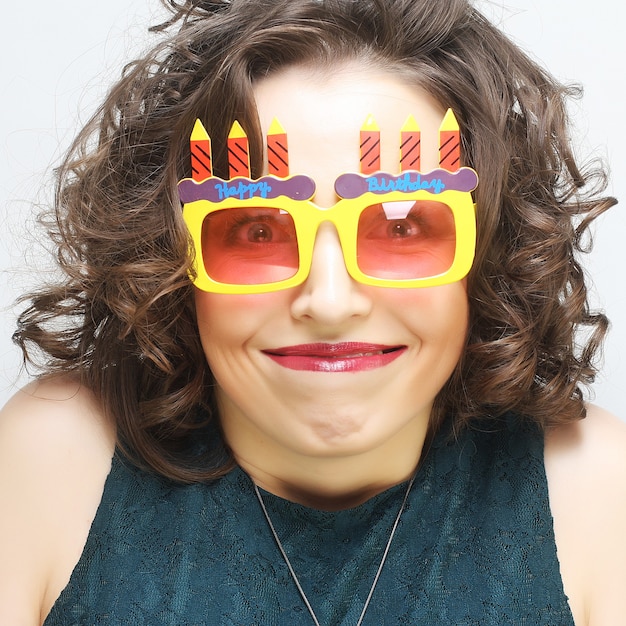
[253,474,416,626]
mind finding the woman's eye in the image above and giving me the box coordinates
[222,211,294,247]
[361,213,426,242]
[246,222,275,243]
[358,200,457,245]
[386,219,422,239]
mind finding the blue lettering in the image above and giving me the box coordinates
[214,180,272,200]
[427,178,446,194]
[365,174,446,195]
[367,177,381,192]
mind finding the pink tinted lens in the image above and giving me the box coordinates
[356,200,456,279]
[201,207,299,285]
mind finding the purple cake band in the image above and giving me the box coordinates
[334,168,479,199]
[178,169,478,204]
[178,174,316,203]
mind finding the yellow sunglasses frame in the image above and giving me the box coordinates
[182,187,477,294]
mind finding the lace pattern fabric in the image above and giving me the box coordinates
[44,414,575,626]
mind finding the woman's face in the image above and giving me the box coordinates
[195,64,469,465]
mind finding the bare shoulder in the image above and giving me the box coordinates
[0,375,115,625]
[545,405,626,626]
[545,404,626,500]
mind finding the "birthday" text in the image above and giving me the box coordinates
[366,173,446,195]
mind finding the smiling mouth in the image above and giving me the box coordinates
[262,343,407,372]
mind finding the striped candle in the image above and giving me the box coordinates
[439,109,461,172]
[360,115,381,174]
[228,120,251,178]
[400,114,421,172]
[190,119,212,181]
[267,118,289,178]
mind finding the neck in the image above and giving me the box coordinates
[221,409,430,511]
[242,458,420,511]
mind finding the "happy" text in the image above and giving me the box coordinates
[214,180,273,200]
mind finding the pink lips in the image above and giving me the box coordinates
[262,342,407,372]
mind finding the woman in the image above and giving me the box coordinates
[1,0,624,624]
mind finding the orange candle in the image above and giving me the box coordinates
[267,118,289,178]
[190,119,212,181]
[360,115,380,174]
[400,114,421,172]
[439,109,461,172]
[228,120,251,178]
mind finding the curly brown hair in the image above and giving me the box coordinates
[14,0,614,482]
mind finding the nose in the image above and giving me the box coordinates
[290,223,373,326]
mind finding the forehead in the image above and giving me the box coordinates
[253,64,446,202]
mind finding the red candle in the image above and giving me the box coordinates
[400,114,421,172]
[439,109,461,172]
[190,119,212,181]
[267,118,289,178]
[360,115,380,174]
[228,120,251,178]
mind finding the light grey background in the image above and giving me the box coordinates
[1,1,624,416]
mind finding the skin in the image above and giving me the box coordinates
[0,377,115,625]
[196,65,468,509]
[0,63,624,626]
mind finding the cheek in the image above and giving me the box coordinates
[194,290,288,352]
[387,283,469,351]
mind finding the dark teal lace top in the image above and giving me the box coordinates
[44,415,575,625]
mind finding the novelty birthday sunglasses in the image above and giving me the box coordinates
[178,111,478,294]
